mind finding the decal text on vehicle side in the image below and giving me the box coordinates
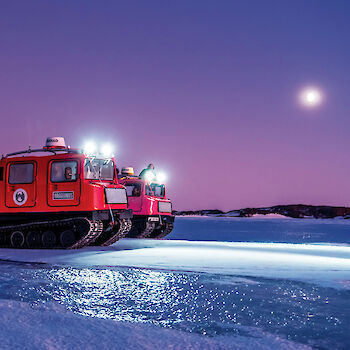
[53,191,74,200]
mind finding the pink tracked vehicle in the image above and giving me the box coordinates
[119,167,174,239]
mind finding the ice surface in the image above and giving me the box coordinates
[170,216,350,244]
[0,217,349,349]
[0,239,349,288]
[0,217,350,288]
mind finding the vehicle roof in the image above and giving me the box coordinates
[1,149,115,163]
[119,177,143,183]
[121,177,164,186]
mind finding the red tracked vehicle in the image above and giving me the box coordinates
[119,167,174,239]
[0,137,132,249]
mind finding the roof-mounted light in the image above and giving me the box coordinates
[83,140,115,157]
[157,172,166,183]
[83,141,96,155]
[101,143,114,157]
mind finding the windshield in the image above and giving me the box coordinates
[84,158,115,180]
[145,183,165,197]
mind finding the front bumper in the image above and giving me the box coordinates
[92,209,133,221]
[147,215,175,223]
[115,209,133,219]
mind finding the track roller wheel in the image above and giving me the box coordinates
[75,219,91,239]
[10,231,25,248]
[0,231,7,246]
[42,231,56,248]
[60,230,75,248]
[26,231,41,248]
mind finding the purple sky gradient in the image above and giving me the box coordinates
[1,1,350,210]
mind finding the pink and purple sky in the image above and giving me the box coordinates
[1,1,349,211]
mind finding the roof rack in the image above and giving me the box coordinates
[5,148,82,158]
[118,175,141,180]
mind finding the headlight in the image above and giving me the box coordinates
[158,201,172,213]
[105,188,127,204]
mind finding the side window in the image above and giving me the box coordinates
[9,163,34,184]
[125,183,141,197]
[51,161,78,182]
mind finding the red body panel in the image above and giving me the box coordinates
[0,152,127,214]
[119,178,172,216]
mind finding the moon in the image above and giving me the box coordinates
[299,87,323,108]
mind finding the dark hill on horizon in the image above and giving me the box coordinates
[173,204,350,219]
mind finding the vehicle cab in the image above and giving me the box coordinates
[0,139,129,216]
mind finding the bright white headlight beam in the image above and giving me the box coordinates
[157,172,166,183]
[83,141,96,155]
[101,143,114,157]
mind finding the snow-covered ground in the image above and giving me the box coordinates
[0,300,313,350]
[0,217,349,349]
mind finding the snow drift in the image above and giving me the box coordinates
[0,300,312,350]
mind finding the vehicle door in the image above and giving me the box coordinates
[6,162,37,208]
[125,182,142,212]
[47,160,81,206]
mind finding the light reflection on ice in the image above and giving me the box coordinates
[0,261,349,348]
[44,268,184,323]
[1,240,349,288]
[16,265,346,348]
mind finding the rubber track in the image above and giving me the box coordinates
[137,221,156,239]
[151,222,174,240]
[71,219,104,249]
[0,217,103,249]
[100,218,132,247]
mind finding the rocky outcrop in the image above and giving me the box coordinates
[173,205,350,219]
[173,209,224,216]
